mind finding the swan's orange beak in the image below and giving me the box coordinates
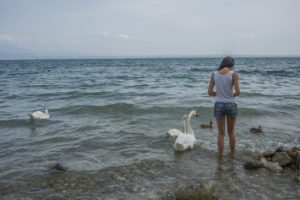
[195,112,199,117]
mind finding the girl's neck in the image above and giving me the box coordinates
[219,67,231,74]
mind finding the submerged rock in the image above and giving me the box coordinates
[157,189,176,200]
[243,160,263,170]
[174,180,216,200]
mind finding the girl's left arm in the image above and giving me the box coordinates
[208,73,216,96]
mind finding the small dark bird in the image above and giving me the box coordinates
[51,163,67,172]
[200,121,213,128]
[250,125,263,134]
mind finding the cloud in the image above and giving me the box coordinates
[65,38,79,45]
[0,34,15,42]
[101,32,108,36]
[235,32,254,39]
[0,34,30,43]
[117,34,132,40]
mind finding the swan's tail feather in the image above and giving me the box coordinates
[29,113,35,120]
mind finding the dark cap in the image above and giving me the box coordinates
[219,56,235,69]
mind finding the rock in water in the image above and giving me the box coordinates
[175,180,216,200]
[275,146,284,152]
[259,157,282,172]
[262,150,275,158]
[272,152,292,167]
[243,160,263,170]
[294,175,300,183]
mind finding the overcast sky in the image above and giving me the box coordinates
[1,0,300,58]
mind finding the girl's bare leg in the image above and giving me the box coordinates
[216,117,225,157]
[227,117,237,157]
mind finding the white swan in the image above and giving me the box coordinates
[167,114,188,138]
[173,110,198,151]
[29,109,50,120]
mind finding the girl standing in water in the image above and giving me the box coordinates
[208,57,240,157]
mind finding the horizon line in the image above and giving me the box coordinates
[1,54,300,61]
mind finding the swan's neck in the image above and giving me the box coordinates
[186,113,194,135]
[183,118,187,133]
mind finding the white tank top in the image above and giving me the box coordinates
[213,70,236,103]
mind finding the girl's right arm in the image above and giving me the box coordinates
[233,72,240,97]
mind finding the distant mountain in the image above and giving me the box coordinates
[0,44,93,60]
[0,44,38,60]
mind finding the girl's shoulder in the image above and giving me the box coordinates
[232,71,239,80]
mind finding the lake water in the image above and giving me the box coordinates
[0,57,299,199]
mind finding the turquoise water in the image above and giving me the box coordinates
[0,57,299,199]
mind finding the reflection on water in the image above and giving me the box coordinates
[29,120,37,133]
[214,156,242,200]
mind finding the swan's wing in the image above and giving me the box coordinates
[178,134,195,144]
[34,111,46,118]
[167,129,183,137]
[175,134,189,145]
[30,111,49,119]
[174,134,195,151]
[174,134,188,151]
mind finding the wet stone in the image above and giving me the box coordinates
[272,152,292,167]
[287,150,298,159]
[292,146,300,151]
[294,175,300,183]
[260,157,282,172]
[243,160,263,170]
[276,146,284,152]
[175,179,216,200]
[262,150,275,158]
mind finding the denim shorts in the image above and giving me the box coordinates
[214,102,238,118]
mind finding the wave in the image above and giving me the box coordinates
[4,91,113,101]
[53,103,273,119]
[0,119,30,127]
[126,84,150,88]
[15,91,167,101]
[241,92,281,98]
[238,69,295,77]
[62,103,191,116]
[190,67,211,72]
[55,103,137,115]
[39,91,115,100]
[0,118,58,128]
[238,107,273,117]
